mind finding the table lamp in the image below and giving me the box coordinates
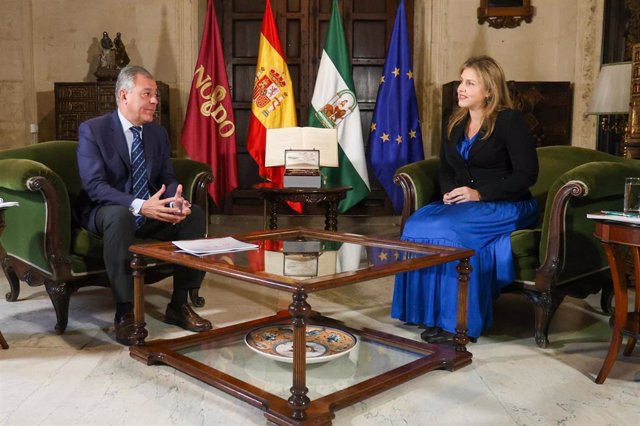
[587,62,632,135]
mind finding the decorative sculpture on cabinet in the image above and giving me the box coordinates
[95,31,130,81]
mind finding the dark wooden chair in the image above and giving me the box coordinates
[394,146,640,347]
[0,141,212,334]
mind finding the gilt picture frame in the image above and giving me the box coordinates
[477,0,534,29]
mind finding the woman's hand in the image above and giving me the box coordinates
[443,186,481,204]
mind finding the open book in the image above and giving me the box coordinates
[265,127,338,167]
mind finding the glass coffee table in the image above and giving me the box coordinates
[128,228,474,425]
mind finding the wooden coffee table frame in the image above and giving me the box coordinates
[128,228,474,425]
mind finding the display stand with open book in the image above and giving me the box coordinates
[266,127,338,189]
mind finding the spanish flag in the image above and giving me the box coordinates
[247,0,297,188]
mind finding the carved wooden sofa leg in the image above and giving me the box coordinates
[189,288,205,307]
[2,267,20,302]
[44,281,75,334]
[524,289,565,348]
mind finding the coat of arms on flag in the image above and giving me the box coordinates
[315,90,356,128]
[252,67,290,115]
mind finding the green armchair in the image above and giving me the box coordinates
[0,141,213,334]
[394,145,640,348]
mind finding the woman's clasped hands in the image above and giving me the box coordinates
[443,186,481,204]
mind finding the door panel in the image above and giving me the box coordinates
[217,0,413,214]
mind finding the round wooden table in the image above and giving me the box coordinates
[253,183,351,231]
[591,218,640,383]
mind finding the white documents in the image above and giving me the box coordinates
[0,198,19,208]
[173,237,259,256]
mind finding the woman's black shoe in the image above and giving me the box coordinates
[420,326,441,341]
[424,330,478,344]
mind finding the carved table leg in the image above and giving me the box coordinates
[267,199,278,230]
[288,289,311,420]
[0,331,7,349]
[325,200,338,231]
[1,209,20,302]
[624,246,640,356]
[454,257,472,352]
[0,209,11,347]
[596,244,628,384]
[131,254,149,345]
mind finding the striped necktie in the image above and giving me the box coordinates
[130,126,150,228]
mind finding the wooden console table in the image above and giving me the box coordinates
[591,218,640,383]
[254,183,351,231]
[128,228,474,425]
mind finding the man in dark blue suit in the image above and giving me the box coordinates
[76,65,212,345]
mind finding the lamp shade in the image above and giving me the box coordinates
[587,62,632,115]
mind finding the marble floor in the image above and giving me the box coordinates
[0,215,638,426]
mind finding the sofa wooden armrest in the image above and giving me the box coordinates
[394,145,640,347]
[0,141,213,334]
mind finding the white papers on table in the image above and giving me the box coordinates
[172,237,259,256]
[0,198,19,208]
[587,212,640,225]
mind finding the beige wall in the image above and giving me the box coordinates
[414,0,603,156]
[0,0,35,150]
[0,0,604,154]
[0,0,201,149]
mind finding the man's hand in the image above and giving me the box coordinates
[443,186,481,204]
[173,184,191,222]
[139,184,190,224]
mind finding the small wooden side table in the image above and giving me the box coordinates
[591,219,640,383]
[254,183,351,231]
[0,208,10,349]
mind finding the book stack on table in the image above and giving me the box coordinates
[587,211,640,225]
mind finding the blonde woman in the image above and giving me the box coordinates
[392,56,539,343]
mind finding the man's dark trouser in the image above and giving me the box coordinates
[94,205,206,304]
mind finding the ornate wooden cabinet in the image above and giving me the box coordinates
[442,81,573,147]
[54,81,170,140]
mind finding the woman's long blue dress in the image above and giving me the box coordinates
[391,132,539,338]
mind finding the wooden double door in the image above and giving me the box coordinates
[214,0,415,214]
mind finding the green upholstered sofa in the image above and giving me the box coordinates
[394,145,640,348]
[0,141,213,334]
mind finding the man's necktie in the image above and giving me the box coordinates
[130,126,150,228]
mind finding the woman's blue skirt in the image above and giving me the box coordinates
[391,199,538,338]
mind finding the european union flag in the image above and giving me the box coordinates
[367,0,424,213]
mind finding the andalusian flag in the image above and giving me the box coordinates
[247,0,297,187]
[308,0,370,213]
